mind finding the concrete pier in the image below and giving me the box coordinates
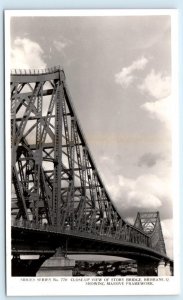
[165,262,171,276]
[157,260,166,276]
[158,260,172,276]
[36,248,75,277]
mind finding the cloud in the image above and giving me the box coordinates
[53,37,72,53]
[80,144,173,256]
[128,190,161,208]
[98,154,172,218]
[161,219,173,258]
[141,95,172,126]
[107,173,171,214]
[139,70,172,127]
[11,38,47,69]
[103,171,172,257]
[125,217,134,225]
[138,152,164,168]
[99,153,173,257]
[53,40,67,52]
[115,56,148,88]
[161,219,173,240]
[139,69,171,99]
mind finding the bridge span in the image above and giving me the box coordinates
[10,67,172,277]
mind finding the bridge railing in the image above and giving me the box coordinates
[12,219,151,249]
[10,66,63,76]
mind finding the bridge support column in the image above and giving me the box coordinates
[137,259,158,276]
[165,262,171,276]
[158,260,172,276]
[158,260,166,276]
[36,248,75,277]
[12,255,49,276]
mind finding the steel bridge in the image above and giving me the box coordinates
[10,66,172,276]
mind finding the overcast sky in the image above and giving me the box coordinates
[10,14,173,258]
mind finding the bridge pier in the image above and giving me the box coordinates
[137,259,158,276]
[165,262,172,276]
[12,255,48,276]
[137,259,172,277]
[36,248,75,277]
[157,260,172,276]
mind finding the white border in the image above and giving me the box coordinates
[4,8,180,17]
[5,9,180,296]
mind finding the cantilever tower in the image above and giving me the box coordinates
[11,66,167,257]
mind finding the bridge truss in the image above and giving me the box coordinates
[10,66,167,257]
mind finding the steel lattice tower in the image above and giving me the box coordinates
[11,66,167,256]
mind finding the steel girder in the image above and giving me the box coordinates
[134,212,166,255]
[11,67,165,253]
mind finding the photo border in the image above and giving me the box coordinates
[0,2,182,299]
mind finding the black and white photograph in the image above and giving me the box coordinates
[5,9,179,296]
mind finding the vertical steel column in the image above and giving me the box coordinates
[52,73,64,228]
[69,117,75,228]
[33,85,43,224]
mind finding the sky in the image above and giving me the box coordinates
[10,14,173,258]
